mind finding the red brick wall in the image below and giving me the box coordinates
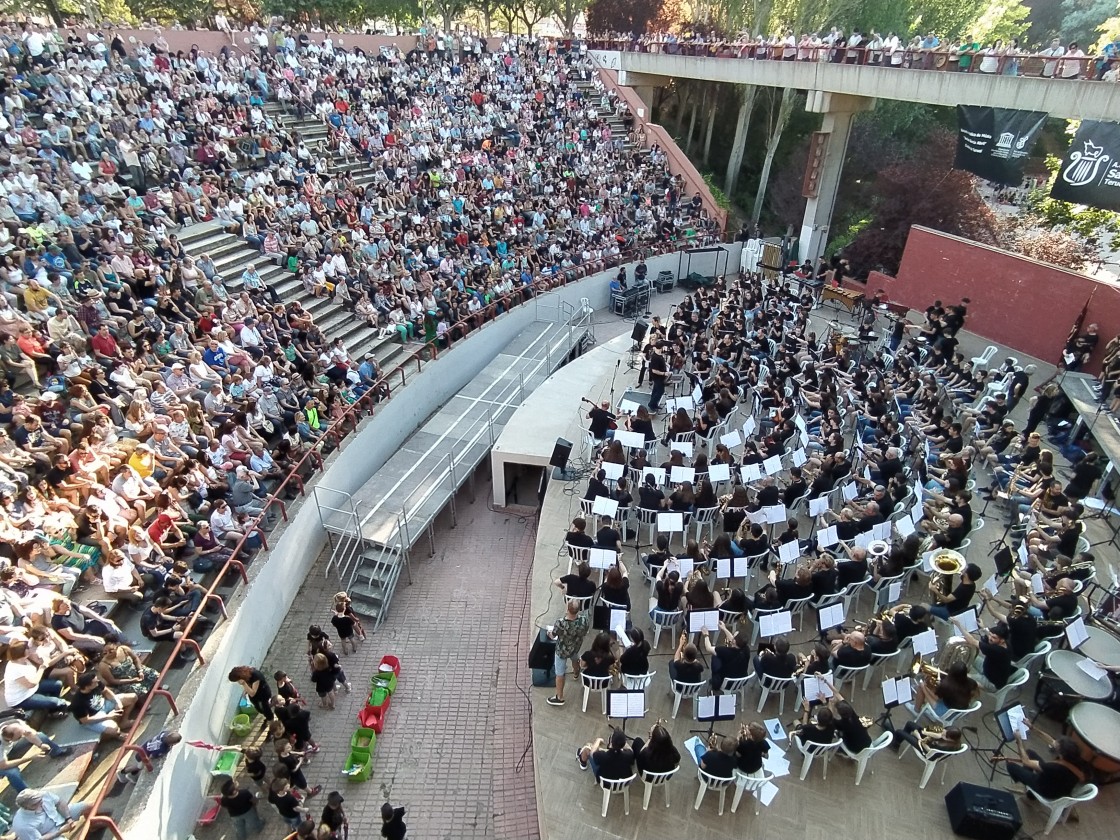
[867,226,1120,373]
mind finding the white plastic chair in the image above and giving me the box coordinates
[670,679,707,719]
[650,609,684,649]
[841,731,894,785]
[579,497,596,518]
[832,663,873,695]
[793,734,844,780]
[898,741,968,788]
[1032,782,1098,835]
[986,667,1030,708]
[841,576,873,615]
[863,648,906,689]
[915,698,982,728]
[635,508,660,545]
[581,673,612,714]
[756,673,796,714]
[640,766,679,810]
[693,768,734,815]
[566,544,590,575]
[785,595,816,632]
[970,345,997,371]
[598,774,637,817]
[731,768,774,814]
[719,674,754,707]
[1014,640,1051,672]
[621,671,656,692]
[692,506,720,542]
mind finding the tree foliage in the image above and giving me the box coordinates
[1058,0,1116,45]
[586,0,664,34]
[840,128,999,276]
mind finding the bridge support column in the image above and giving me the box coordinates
[618,71,669,118]
[798,92,875,266]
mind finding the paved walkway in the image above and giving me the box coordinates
[198,482,540,839]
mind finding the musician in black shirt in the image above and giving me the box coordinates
[1003,727,1085,800]
[633,723,681,775]
[953,619,1014,691]
[735,722,770,775]
[699,736,737,779]
[577,729,636,780]
[701,623,751,691]
[555,562,597,599]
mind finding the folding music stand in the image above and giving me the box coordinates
[607,690,647,734]
[691,694,737,741]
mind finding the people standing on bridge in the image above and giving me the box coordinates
[1040,37,1065,78]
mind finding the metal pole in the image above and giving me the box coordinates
[448,453,458,527]
[427,524,435,557]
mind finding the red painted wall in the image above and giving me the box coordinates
[866,226,1120,372]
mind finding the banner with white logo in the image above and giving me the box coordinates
[954,105,1047,185]
[1050,120,1120,211]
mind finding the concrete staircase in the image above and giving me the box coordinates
[175,104,407,371]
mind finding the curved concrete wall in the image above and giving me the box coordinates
[118,245,738,838]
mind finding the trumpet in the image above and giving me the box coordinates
[911,658,944,690]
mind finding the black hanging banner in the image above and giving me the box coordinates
[954,105,1047,185]
[1050,120,1120,211]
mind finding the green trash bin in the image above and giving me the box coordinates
[229,714,252,738]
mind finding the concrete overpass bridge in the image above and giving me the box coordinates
[589,49,1120,263]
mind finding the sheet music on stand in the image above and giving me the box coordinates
[791,448,807,467]
[881,676,913,707]
[758,610,793,637]
[697,694,737,721]
[670,466,696,484]
[743,417,757,437]
[689,609,720,633]
[762,455,783,476]
[602,461,624,481]
[809,497,829,517]
[657,512,684,533]
[618,399,640,415]
[871,521,891,541]
[896,516,916,538]
[777,540,799,565]
[912,628,939,658]
[1066,617,1090,650]
[956,608,979,634]
[669,556,695,578]
[589,548,617,570]
[817,525,839,548]
[716,557,750,579]
[721,430,741,449]
[671,440,694,459]
[614,430,644,449]
[983,575,1000,597]
[643,467,667,486]
[802,675,834,701]
[747,508,768,525]
[764,504,787,524]
[842,483,858,502]
[591,497,619,518]
[708,463,731,482]
[887,580,903,604]
[607,690,647,719]
[817,603,845,631]
[742,463,763,483]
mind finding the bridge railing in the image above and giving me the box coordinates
[588,39,1114,80]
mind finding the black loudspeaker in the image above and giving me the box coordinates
[944,782,1021,840]
[631,320,648,343]
[549,438,573,472]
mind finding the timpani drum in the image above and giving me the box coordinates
[1068,702,1120,781]
[1037,650,1114,719]
[1081,627,1120,669]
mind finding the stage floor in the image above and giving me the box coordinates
[524,307,1119,839]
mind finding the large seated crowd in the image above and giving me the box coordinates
[0,18,720,838]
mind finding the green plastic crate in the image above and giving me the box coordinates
[229,714,252,738]
[210,749,240,777]
[342,749,372,782]
[350,728,376,755]
[370,672,397,695]
[369,686,389,708]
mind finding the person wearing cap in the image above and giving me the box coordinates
[11,786,91,840]
[320,791,348,839]
[381,802,407,840]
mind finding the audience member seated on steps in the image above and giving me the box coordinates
[3,642,71,714]
[11,788,92,840]
[0,720,73,793]
[70,671,138,739]
[49,598,129,656]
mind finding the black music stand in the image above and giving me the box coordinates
[607,690,647,735]
[691,694,737,741]
[986,702,1029,782]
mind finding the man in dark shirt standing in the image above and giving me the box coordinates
[220,778,265,836]
[647,343,668,412]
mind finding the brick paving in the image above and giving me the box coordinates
[199,479,540,839]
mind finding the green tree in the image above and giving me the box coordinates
[970,0,1032,42]
[1059,0,1116,45]
[545,0,589,35]
[585,0,662,33]
[1023,154,1120,250]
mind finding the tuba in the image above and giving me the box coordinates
[930,550,965,597]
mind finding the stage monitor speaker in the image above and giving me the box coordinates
[549,438,573,472]
[631,320,648,343]
[944,782,1021,840]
